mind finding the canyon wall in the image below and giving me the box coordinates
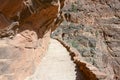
[0,0,120,80]
[0,0,64,80]
[52,0,120,80]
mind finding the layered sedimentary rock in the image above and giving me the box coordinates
[52,0,120,80]
[0,0,120,80]
[0,0,65,38]
[0,0,64,80]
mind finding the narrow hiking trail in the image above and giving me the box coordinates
[26,39,81,80]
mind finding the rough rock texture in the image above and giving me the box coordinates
[0,0,65,38]
[0,30,51,80]
[0,0,120,80]
[56,39,106,80]
[52,0,120,80]
[25,39,77,80]
[0,0,65,80]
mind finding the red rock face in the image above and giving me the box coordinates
[0,0,119,80]
[0,0,65,38]
[0,0,65,80]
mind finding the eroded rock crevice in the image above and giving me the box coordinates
[0,0,65,80]
[0,0,119,80]
[0,0,65,38]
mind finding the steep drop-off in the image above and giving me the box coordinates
[0,0,119,80]
[52,0,120,80]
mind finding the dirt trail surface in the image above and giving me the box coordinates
[25,39,77,80]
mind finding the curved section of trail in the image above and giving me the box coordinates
[26,39,77,80]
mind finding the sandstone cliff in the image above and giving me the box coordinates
[52,0,120,80]
[0,0,120,80]
[0,0,64,80]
